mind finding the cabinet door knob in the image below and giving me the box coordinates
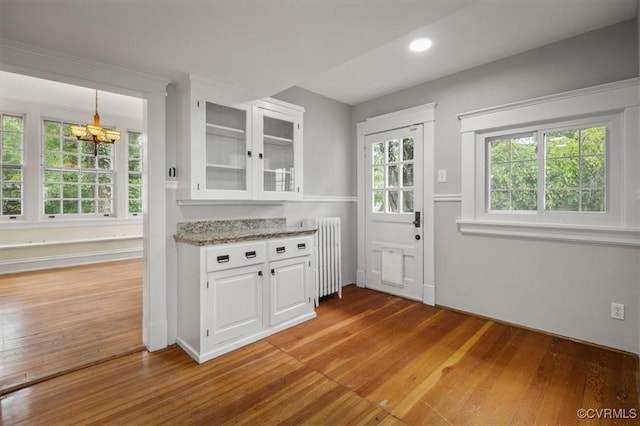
[258,271,263,276]
[259,153,264,159]
[271,268,275,275]
[247,150,252,157]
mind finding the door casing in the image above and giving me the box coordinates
[356,103,436,305]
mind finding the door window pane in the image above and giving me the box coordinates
[387,139,399,162]
[373,191,384,212]
[402,190,414,213]
[373,142,384,164]
[402,138,413,161]
[387,191,399,213]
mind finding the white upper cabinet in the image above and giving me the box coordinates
[177,76,304,201]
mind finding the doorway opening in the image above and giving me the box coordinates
[0,72,146,394]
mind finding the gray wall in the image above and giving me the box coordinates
[273,86,355,197]
[352,20,640,353]
[165,86,356,343]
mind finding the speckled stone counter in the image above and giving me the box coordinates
[174,218,316,246]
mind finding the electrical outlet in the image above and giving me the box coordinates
[611,303,625,320]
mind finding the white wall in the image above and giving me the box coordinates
[164,86,356,343]
[353,20,640,353]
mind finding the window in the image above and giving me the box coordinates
[1,113,24,217]
[371,137,414,213]
[544,125,606,212]
[128,131,142,215]
[487,124,607,214]
[488,133,537,211]
[42,120,114,216]
[458,78,639,246]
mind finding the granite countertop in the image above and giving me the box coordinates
[174,218,317,246]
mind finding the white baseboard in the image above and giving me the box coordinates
[356,269,366,288]
[147,320,169,352]
[0,247,142,274]
[423,284,435,306]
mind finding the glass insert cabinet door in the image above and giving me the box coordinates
[259,109,298,195]
[204,102,251,192]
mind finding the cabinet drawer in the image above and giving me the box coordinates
[206,242,266,272]
[267,236,313,261]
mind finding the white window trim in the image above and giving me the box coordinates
[458,78,640,246]
[126,129,143,217]
[0,111,26,219]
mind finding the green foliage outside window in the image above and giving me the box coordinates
[42,119,113,216]
[488,126,606,213]
[128,131,143,215]
[1,114,24,216]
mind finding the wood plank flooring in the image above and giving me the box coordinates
[2,285,638,425]
[0,259,143,394]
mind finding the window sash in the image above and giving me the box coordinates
[42,119,114,217]
[485,118,611,217]
[1,113,25,217]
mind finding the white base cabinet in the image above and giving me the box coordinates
[177,236,314,364]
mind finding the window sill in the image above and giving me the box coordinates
[0,216,143,230]
[456,219,640,247]
[0,234,143,249]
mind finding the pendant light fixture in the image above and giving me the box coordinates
[71,89,121,156]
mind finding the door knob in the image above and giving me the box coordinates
[415,234,421,240]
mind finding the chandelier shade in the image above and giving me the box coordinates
[71,89,120,155]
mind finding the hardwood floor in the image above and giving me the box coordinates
[2,285,637,425]
[0,259,143,395]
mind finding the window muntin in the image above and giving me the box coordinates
[127,131,142,215]
[487,122,608,215]
[371,137,414,214]
[1,113,24,217]
[42,120,114,216]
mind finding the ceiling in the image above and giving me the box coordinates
[0,0,637,105]
[0,71,144,121]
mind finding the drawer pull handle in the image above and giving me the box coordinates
[217,255,229,263]
[245,251,257,258]
[297,243,306,249]
[276,247,286,254]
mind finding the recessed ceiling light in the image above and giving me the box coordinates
[409,37,433,53]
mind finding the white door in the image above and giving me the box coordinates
[365,126,424,301]
[206,264,263,347]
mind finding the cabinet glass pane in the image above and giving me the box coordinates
[205,102,247,191]
[263,116,295,193]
